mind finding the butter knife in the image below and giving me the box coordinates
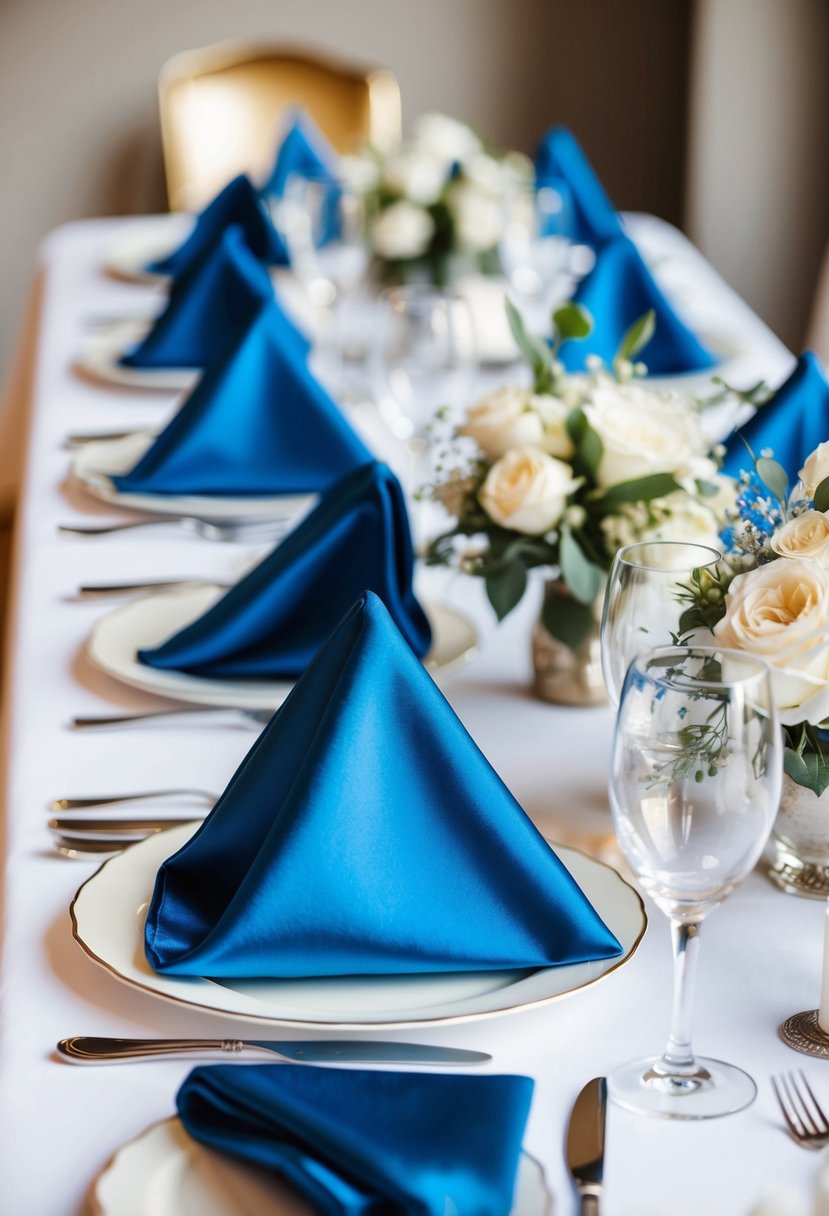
[57,1036,491,1066]
[566,1076,607,1215]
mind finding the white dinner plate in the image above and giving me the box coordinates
[71,822,646,1028]
[87,586,479,710]
[90,1117,553,1216]
[70,432,316,523]
[103,217,192,285]
[75,320,202,392]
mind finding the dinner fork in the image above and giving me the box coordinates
[771,1070,829,1148]
[71,707,273,729]
[50,788,218,811]
[58,516,288,542]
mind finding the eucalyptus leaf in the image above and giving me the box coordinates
[615,309,655,364]
[559,526,603,605]
[485,560,527,621]
[755,456,788,506]
[587,472,682,513]
[541,593,595,651]
[784,747,829,797]
[553,302,593,343]
[565,407,603,478]
[505,297,553,386]
[813,476,829,513]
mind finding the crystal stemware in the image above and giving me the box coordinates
[498,179,575,331]
[600,540,722,708]
[608,645,782,1118]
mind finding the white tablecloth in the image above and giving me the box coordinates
[0,214,817,1216]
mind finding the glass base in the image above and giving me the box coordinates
[608,1055,757,1119]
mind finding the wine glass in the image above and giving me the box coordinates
[371,285,478,540]
[601,541,722,708]
[498,179,575,332]
[609,645,782,1119]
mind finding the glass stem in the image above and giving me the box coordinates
[660,919,702,1076]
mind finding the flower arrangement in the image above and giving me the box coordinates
[677,443,829,795]
[341,112,530,285]
[427,302,736,650]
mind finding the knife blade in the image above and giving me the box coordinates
[57,1036,491,1066]
[566,1076,607,1215]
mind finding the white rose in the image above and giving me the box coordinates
[638,493,724,549]
[462,152,507,195]
[413,112,481,165]
[798,442,829,498]
[713,559,829,724]
[770,511,829,569]
[338,154,380,194]
[460,387,573,459]
[382,150,447,205]
[479,446,580,535]
[371,201,434,260]
[449,182,503,252]
[584,377,707,488]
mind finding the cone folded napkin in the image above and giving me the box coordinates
[113,305,369,497]
[721,353,829,478]
[559,235,717,376]
[262,110,341,258]
[534,125,623,250]
[177,1064,533,1216]
[138,462,430,678]
[145,591,622,978]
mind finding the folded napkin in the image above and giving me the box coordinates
[263,109,339,200]
[138,462,430,677]
[535,125,623,249]
[147,175,284,276]
[145,591,621,977]
[114,305,368,497]
[177,1064,533,1216]
[559,234,717,375]
[121,226,300,371]
[721,352,829,478]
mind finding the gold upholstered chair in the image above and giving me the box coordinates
[158,41,402,212]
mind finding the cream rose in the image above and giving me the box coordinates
[770,511,829,569]
[448,182,503,252]
[479,446,580,535]
[713,559,829,724]
[798,442,829,498]
[460,387,573,459]
[584,377,707,488]
[371,201,434,260]
[382,150,446,205]
[413,112,481,165]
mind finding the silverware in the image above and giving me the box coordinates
[71,707,273,730]
[50,816,202,839]
[566,1076,607,1215]
[65,430,137,448]
[57,1036,492,1066]
[771,1070,829,1148]
[53,838,144,859]
[58,517,287,542]
[50,788,217,811]
[77,578,233,597]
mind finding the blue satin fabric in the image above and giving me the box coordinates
[145,592,622,978]
[177,1065,533,1216]
[534,126,623,249]
[121,227,301,371]
[147,175,284,276]
[721,353,829,479]
[138,463,430,678]
[262,112,340,242]
[559,235,717,376]
[114,305,369,497]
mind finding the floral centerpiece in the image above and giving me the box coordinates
[341,112,531,285]
[426,301,735,690]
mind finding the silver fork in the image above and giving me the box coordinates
[771,1070,829,1148]
[50,788,218,811]
[76,578,233,597]
[58,516,288,542]
[71,707,273,729]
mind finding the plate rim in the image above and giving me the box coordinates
[70,825,646,1030]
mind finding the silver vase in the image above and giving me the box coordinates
[531,579,607,707]
[767,773,829,898]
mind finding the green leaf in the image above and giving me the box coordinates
[559,526,603,605]
[541,593,595,651]
[615,309,656,364]
[784,747,829,797]
[587,473,681,513]
[484,561,527,621]
[755,456,788,506]
[553,302,593,343]
[813,476,829,513]
[565,407,603,478]
[694,478,720,499]
[505,297,553,388]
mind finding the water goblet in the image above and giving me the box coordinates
[600,540,722,708]
[608,646,782,1118]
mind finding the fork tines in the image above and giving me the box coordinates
[771,1069,829,1147]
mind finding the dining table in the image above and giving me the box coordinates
[0,209,820,1215]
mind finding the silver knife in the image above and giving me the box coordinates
[57,1036,491,1066]
[566,1076,607,1215]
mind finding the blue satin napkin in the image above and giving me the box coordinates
[120,226,297,371]
[721,352,829,478]
[144,591,622,977]
[559,235,717,375]
[535,126,623,249]
[114,305,369,497]
[147,175,284,276]
[138,463,430,677]
[177,1065,533,1216]
[263,109,339,200]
